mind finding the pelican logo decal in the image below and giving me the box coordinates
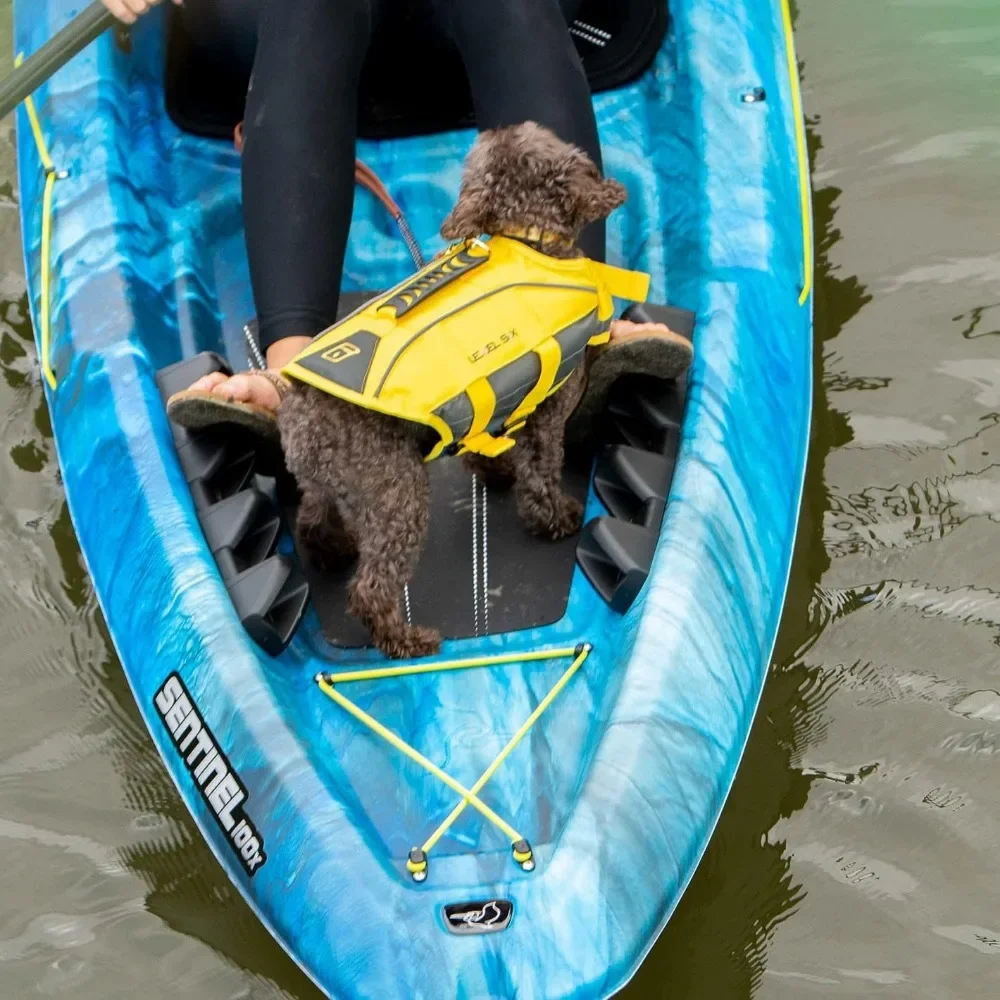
[443,899,513,935]
[322,340,362,365]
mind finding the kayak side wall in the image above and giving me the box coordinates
[602,0,814,990]
[13,0,811,996]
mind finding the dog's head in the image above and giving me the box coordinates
[440,122,627,249]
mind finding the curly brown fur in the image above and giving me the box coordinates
[278,122,627,657]
[279,385,440,658]
[441,121,626,257]
[294,484,357,573]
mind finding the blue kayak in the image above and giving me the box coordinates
[14,0,812,996]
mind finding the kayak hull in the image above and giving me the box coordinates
[14,1,811,997]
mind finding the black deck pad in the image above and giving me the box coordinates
[283,455,591,648]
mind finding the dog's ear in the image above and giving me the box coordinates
[440,186,490,241]
[577,176,628,227]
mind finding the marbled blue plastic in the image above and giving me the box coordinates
[14,1,812,996]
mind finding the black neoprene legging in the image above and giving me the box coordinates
[179,0,600,353]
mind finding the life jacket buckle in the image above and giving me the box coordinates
[460,431,518,458]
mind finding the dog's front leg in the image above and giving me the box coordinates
[511,370,585,541]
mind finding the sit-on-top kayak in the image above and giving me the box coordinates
[14,0,812,996]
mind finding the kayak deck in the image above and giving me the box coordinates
[14,0,812,996]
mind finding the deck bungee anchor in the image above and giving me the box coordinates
[316,642,592,882]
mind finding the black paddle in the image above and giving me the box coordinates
[0,3,119,121]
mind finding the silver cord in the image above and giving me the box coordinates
[570,24,608,47]
[396,214,426,270]
[471,473,480,637]
[244,323,267,370]
[481,478,489,635]
[573,19,611,40]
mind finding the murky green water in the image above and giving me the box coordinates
[2,1,998,996]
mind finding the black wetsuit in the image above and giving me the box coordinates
[179,0,600,354]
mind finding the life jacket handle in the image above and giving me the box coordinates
[589,260,650,304]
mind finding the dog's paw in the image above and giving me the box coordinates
[521,492,584,541]
[377,625,442,660]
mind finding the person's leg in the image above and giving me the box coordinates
[182,0,382,412]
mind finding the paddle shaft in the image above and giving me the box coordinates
[0,3,118,121]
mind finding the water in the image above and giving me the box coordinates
[1,1,998,996]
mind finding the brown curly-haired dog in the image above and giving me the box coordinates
[278,121,627,658]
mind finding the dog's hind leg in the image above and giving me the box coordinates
[279,387,439,657]
[295,483,357,573]
[345,448,441,659]
[512,369,586,541]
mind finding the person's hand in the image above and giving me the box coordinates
[101,0,184,26]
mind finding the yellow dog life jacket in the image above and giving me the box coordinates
[281,234,650,460]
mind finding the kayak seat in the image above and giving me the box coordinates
[576,302,692,612]
[155,353,310,656]
[163,0,669,142]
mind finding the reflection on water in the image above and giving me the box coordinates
[2,0,1000,997]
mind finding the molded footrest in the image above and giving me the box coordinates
[156,351,232,400]
[606,375,685,456]
[593,444,674,529]
[201,488,282,569]
[155,353,260,509]
[226,555,310,657]
[622,302,696,342]
[576,518,658,613]
[156,351,309,656]
[577,301,694,613]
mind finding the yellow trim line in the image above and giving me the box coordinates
[16,53,61,391]
[316,643,592,880]
[778,0,814,306]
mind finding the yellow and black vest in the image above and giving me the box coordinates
[282,235,650,460]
